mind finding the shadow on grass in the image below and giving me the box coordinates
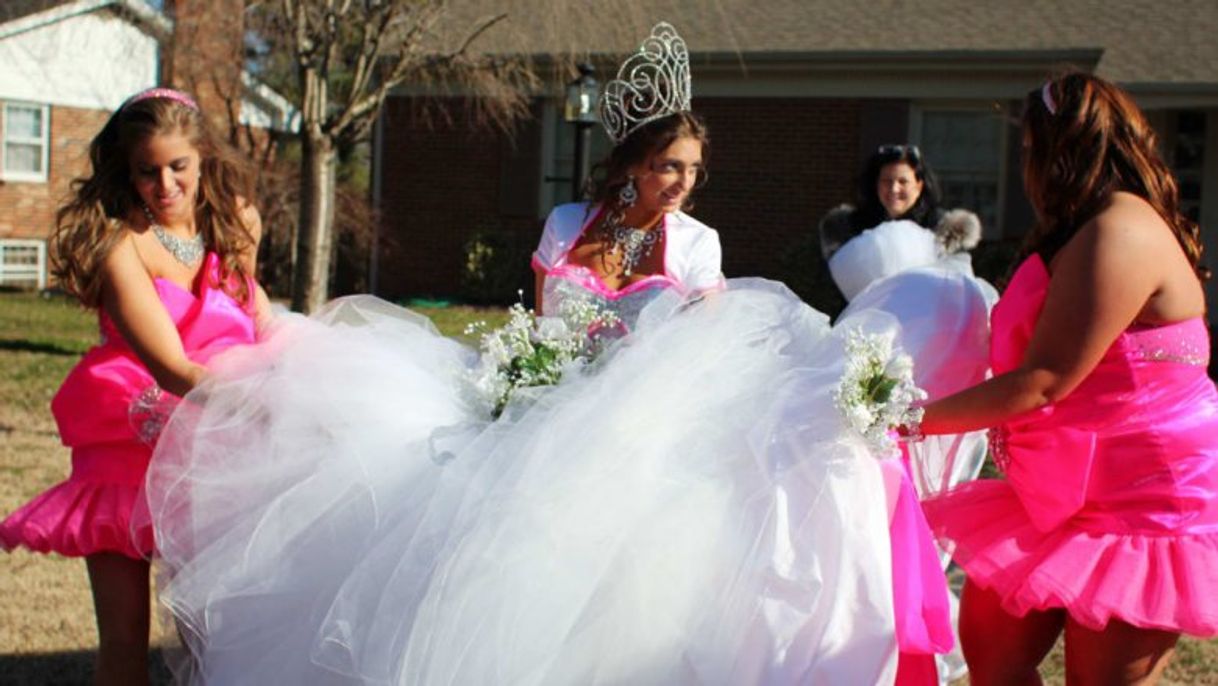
[0,338,84,356]
[0,648,173,685]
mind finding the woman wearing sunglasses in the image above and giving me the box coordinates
[818,144,998,684]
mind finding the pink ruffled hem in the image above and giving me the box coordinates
[925,480,1218,637]
[0,477,153,560]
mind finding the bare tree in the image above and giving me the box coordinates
[242,1,528,312]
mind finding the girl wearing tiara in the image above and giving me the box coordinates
[0,88,267,684]
[145,24,925,684]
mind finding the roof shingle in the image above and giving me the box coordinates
[451,0,1218,85]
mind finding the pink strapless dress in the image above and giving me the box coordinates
[0,253,257,560]
[926,254,1218,635]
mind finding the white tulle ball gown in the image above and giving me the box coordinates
[144,204,905,685]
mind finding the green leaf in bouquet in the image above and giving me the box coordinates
[870,377,898,404]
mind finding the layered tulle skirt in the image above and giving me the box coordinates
[146,280,904,685]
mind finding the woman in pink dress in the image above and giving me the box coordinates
[0,88,267,685]
[912,72,1218,684]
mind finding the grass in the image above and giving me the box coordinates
[2,291,1216,684]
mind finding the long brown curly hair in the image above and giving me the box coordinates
[585,111,709,228]
[1019,71,1207,280]
[50,91,257,308]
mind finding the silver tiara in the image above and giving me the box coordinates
[599,22,691,144]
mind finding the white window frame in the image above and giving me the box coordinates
[2,101,51,183]
[909,102,1009,238]
[0,239,48,290]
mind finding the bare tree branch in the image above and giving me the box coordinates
[449,12,507,59]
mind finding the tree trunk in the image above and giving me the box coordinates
[292,132,338,313]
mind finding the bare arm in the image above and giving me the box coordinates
[919,205,1164,435]
[100,236,206,397]
[238,203,274,329]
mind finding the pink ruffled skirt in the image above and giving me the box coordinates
[926,479,1218,636]
[1,442,154,560]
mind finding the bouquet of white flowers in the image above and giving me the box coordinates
[833,326,927,457]
[465,294,621,417]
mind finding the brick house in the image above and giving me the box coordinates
[370,0,1218,309]
[0,0,294,289]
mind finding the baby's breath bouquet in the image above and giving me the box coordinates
[833,327,927,456]
[465,294,621,417]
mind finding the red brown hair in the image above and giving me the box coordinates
[1020,71,1207,280]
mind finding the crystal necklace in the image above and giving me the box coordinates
[602,220,664,277]
[143,206,204,266]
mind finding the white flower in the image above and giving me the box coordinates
[462,295,620,418]
[884,354,914,381]
[484,335,511,367]
[834,326,926,459]
[534,316,571,343]
[846,403,876,431]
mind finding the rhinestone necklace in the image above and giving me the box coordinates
[602,221,664,276]
[143,206,204,266]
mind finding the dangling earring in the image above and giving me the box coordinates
[618,175,637,209]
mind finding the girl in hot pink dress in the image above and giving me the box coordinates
[913,72,1218,684]
[0,88,267,685]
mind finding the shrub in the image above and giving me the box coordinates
[460,231,535,305]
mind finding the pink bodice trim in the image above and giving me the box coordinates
[532,205,684,299]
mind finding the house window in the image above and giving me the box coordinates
[3,102,50,182]
[912,106,1006,236]
[0,239,47,290]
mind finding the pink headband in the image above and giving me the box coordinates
[124,87,199,112]
[1040,82,1057,115]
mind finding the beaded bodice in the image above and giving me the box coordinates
[541,265,674,330]
[534,203,723,331]
[1121,319,1210,367]
[992,255,1211,376]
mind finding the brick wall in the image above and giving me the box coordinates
[691,98,861,279]
[374,98,540,300]
[375,96,865,301]
[0,103,109,240]
[166,0,244,133]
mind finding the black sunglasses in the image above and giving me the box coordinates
[876,144,921,163]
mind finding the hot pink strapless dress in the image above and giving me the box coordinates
[927,254,1218,635]
[0,253,257,560]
